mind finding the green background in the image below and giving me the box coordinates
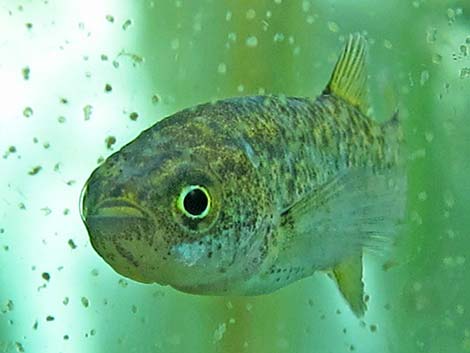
[1,1,469,352]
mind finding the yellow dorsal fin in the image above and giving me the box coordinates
[332,254,366,317]
[324,33,369,113]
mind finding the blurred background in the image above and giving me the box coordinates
[1,1,469,352]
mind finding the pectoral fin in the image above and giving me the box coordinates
[332,255,366,317]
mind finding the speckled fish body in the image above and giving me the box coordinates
[81,34,405,316]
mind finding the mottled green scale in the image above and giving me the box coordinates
[81,34,406,317]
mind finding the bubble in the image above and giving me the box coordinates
[246,9,256,20]
[327,21,339,33]
[460,67,470,79]
[213,323,227,342]
[246,36,258,47]
[426,27,437,43]
[432,54,442,64]
[171,38,180,50]
[274,33,285,42]
[420,70,430,86]
[302,1,311,12]
[460,45,468,56]
[217,63,227,74]
[384,40,393,49]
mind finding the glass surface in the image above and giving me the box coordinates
[1,1,469,352]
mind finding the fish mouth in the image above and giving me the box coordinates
[88,199,148,219]
[83,198,160,284]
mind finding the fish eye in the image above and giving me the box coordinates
[178,185,211,218]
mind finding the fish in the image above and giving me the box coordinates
[80,33,406,317]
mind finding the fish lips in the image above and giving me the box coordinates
[83,199,162,284]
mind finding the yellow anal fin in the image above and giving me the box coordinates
[324,33,369,114]
[332,254,366,317]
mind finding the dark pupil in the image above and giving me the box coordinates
[183,188,208,216]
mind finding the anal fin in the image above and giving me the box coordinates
[332,255,366,317]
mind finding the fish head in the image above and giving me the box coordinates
[81,110,276,294]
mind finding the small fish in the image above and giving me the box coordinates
[81,34,406,317]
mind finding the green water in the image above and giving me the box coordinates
[1,1,469,352]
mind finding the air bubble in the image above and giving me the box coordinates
[432,54,442,64]
[217,63,227,74]
[246,9,256,20]
[327,21,339,33]
[246,36,258,47]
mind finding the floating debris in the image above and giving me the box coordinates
[68,239,77,249]
[105,136,116,150]
[81,297,89,308]
[129,112,139,121]
[122,19,132,30]
[46,315,55,322]
[1,299,14,314]
[28,166,42,176]
[22,66,30,80]
[23,107,33,118]
[83,104,93,121]
[40,207,52,215]
[151,94,160,105]
[117,51,144,66]
[42,272,50,281]
[105,15,114,23]
[104,83,112,93]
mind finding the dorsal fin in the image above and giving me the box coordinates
[324,33,369,113]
